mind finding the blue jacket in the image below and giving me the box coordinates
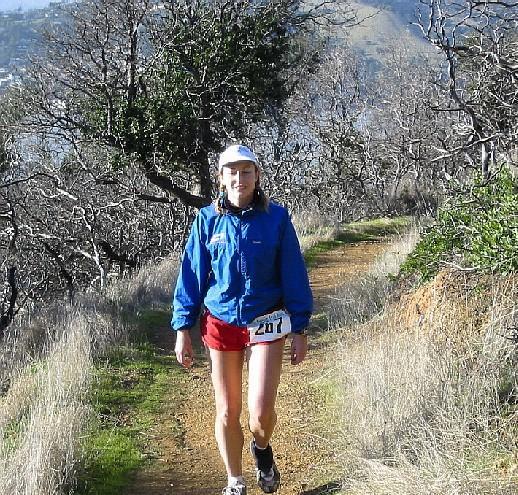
[171,202,312,333]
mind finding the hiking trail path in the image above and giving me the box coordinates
[127,240,390,495]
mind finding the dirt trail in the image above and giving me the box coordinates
[127,240,389,495]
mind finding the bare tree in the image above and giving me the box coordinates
[1,141,192,325]
[302,46,370,219]
[363,34,468,214]
[254,34,469,220]
[1,91,25,335]
[417,0,518,176]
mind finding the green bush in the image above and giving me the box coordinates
[401,168,518,281]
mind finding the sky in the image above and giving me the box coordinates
[0,0,56,11]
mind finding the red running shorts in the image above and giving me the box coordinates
[200,311,284,351]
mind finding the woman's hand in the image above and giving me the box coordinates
[290,332,308,365]
[175,329,194,368]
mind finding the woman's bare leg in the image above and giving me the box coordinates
[247,338,284,447]
[209,348,245,477]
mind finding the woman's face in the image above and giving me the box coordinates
[220,160,259,207]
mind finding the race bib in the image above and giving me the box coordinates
[248,310,291,344]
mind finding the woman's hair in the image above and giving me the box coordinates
[214,175,269,215]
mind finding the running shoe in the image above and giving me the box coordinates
[250,440,281,493]
[221,482,247,495]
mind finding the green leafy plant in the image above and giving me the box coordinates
[401,168,518,281]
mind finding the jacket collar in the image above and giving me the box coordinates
[224,197,256,216]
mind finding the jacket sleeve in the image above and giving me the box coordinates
[279,211,313,333]
[171,213,210,331]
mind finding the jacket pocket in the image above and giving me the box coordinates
[246,239,278,282]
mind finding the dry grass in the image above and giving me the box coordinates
[0,314,92,494]
[0,254,181,494]
[327,230,419,328]
[106,256,180,309]
[331,242,518,494]
[292,210,338,253]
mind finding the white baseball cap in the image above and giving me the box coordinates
[218,144,259,172]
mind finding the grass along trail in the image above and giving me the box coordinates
[126,239,390,495]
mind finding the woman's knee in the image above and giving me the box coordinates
[248,407,277,432]
[215,404,242,427]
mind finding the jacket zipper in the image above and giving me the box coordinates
[236,216,242,326]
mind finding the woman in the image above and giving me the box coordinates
[171,144,312,495]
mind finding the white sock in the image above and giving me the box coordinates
[254,442,268,450]
[228,475,245,487]
[262,468,275,481]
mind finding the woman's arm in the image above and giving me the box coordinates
[290,333,308,365]
[279,211,313,333]
[175,329,194,368]
[171,213,210,331]
[279,213,311,365]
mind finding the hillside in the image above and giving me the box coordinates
[1,1,55,10]
[1,208,516,494]
[0,0,432,91]
[337,1,433,69]
[361,0,420,20]
[0,2,63,89]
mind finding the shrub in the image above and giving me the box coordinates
[401,168,518,281]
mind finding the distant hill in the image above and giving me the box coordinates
[302,0,433,71]
[339,1,433,70]
[0,1,56,12]
[0,7,53,69]
[360,0,421,22]
[0,0,433,91]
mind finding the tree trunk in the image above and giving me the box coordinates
[0,266,18,336]
[143,161,211,209]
